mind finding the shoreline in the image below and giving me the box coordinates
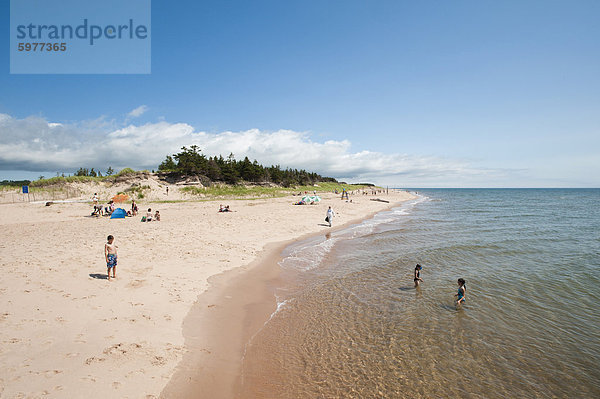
[160,194,415,398]
[0,188,415,398]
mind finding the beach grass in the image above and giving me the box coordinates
[29,168,146,187]
[180,182,376,199]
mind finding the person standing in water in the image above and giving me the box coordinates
[455,278,466,305]
[414,264,423,287]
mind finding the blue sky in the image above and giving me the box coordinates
[1,0,598,187]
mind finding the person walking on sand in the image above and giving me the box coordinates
[105,235,118,281]
[414,264,423,287]
[455,278,466,306]
[326,206,335,227]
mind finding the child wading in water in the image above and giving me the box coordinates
[105,235,118,280]
[455,278,466,306]
[414,264,423,287]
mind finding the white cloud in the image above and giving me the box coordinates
[0,112,512,186]
[127,105,148,119]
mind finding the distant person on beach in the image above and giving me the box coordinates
[326,206,335,227]
[455,278,466,306]
[105,235,118,280]
[414,264,423,287]
[146,208,153,221]
[166,186,169,196]
[131,200,138,216]
[92,193,99,205]
[154,210,160,221]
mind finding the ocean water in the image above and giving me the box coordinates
[239,189,600,398]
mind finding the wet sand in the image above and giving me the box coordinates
[161,197,415,398]
[0,188,415,398]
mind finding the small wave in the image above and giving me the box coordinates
[280,196,425,272]
[279,237,341,271]
[270,297,294,322]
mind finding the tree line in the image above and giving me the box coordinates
[74,166,114,177]
[158,146,337,186]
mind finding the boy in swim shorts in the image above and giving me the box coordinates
[105,235,118,280]
[455,278,466,306]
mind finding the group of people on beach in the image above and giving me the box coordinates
[91,193,116,217]
[413,264,467,307]
[91,194,160,221]
[141,208,160,222]
[132,200,160,221]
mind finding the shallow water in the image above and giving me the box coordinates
[240,189,600,398]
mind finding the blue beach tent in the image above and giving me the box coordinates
[110,208,127,219]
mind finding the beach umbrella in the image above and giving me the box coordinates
[112,193,129,203]
[302,195,321,203]
[110,208,127,219]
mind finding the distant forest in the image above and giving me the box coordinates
[158,146,337,186]
[1,147,337,187]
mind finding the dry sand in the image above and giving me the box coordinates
[0,188,415,398]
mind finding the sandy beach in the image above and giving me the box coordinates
[0,188,415,398]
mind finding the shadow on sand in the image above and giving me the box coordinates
[89,273,108,280]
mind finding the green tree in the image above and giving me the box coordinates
[221,153,239,184]
[206,158,222,180]
[173,146,207,175]
[158,156,176,171]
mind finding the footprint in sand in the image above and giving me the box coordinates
[127,280,145,288]
[43,370,63,378]
[65,352,79,358]
[151,356,166,366]
[84,357,106,365]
